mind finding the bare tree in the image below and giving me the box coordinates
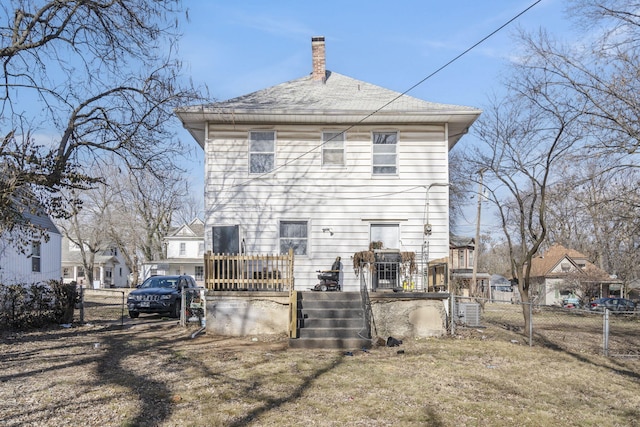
[57,185,115,286]
[477,234,512,279]
[520,1,640,162]
[545,163,640,291]
[58,162,191,286]
[449,149,471,230]
[174,193,204,226]
[109,167,190,285]
[519,0,640,291]
[0,0,204,247]
[467,69,583,332]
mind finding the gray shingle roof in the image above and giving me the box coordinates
[177,70,481,149]
[194,71,479,114]
[22,211,60,235]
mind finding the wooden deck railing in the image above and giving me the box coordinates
[204,249,294,291]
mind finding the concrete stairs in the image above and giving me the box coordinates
[289,291,371,349]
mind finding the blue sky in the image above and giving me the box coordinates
[176,0,574,232]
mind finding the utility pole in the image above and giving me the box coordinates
[421,182,449,292]
[471,170,483,298]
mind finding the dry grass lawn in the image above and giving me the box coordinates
[2,315,640,426]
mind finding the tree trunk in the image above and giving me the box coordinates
[518,280,531,342]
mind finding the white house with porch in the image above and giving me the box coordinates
[61,237,130,288]
[140,218,205,285]
[176,37,480,292]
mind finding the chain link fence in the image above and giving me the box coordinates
[452,296,640,357]
[77,287,127,326]
[180,287,207,338]
[76,286,208,333]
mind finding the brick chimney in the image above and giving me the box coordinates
[311,36,326,82]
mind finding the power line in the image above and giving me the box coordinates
[223,0,543,192]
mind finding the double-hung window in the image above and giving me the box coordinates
[280,220,308,255]
[249,131,275,174]
[372,131,398,175]
[180,242,186,256]
[322,131,345,166]
[31,242,41,272]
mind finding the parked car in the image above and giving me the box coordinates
[562,297,581,309]
[127,275,197,319]
[589,297,636,313]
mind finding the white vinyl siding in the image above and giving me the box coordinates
[372,131,398,175]
[0,232,61,285]
[205,123,450,291]
[249,131,275,174]
[322,131,345,166]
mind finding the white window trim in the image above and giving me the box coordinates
[248,130,276,174]
[321,130,346,167]
[371,130,399,176]
[31,242,41,273]
[369,223,400,250]
[278,219,310,257]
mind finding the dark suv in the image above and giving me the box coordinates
[127,275,197,319]
[589,297,636,312]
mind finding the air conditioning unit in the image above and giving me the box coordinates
[457,302,481,327]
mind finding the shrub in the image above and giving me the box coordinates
[0,280,78,329]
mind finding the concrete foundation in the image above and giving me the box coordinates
[205,292,290,336]
[369,293,448,338]
[203,291,449,338]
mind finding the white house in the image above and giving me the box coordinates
[140,218,205,285]
[0,212,62,285]
[176,37,480,292]
[61,237,130,288]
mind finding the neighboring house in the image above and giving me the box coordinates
[627,279,640,301]
[140,218,205,285]
[528,244,621,305]
[0,212,62,285]
[490,275,516,303]
[61,237,130,288]
[176,37,480,292]
[449,235,490,296]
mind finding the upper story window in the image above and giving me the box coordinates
[179,242,186,256]
[280,220,308,256]
[31,242,41,272]
[322,131,345,166]
[249,131,275,174]
[198,242,204,256]
[372,131,398,175]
